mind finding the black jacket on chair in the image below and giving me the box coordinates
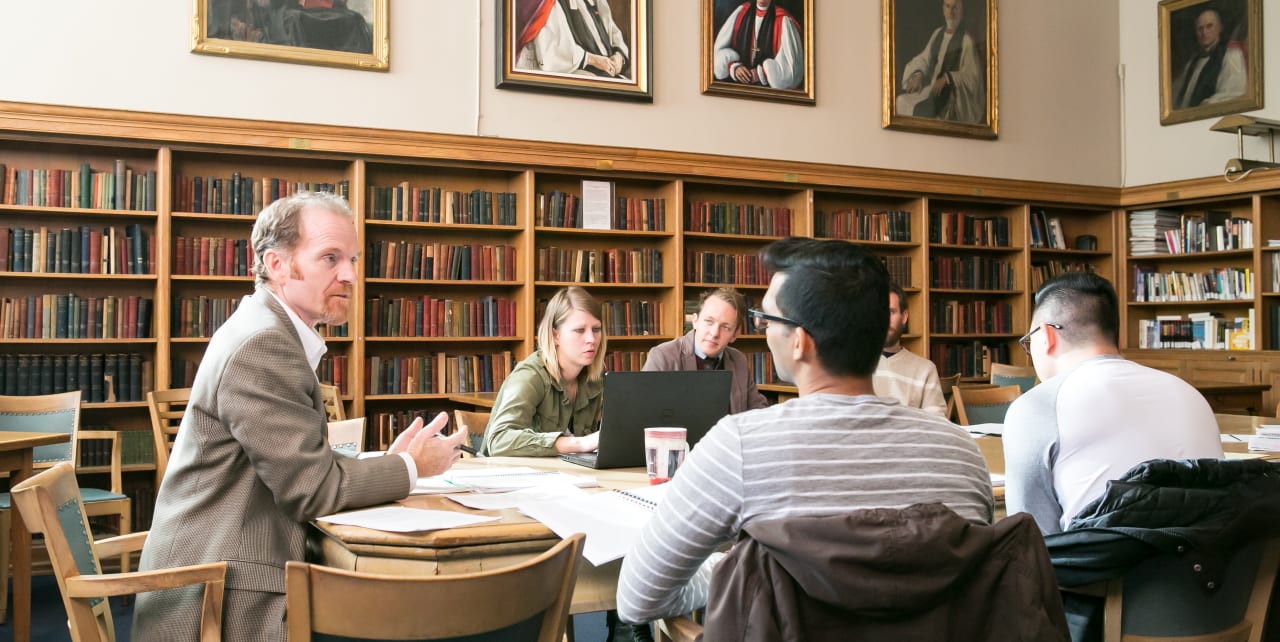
[703,504,1069,642]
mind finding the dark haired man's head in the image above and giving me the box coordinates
[1027,271,1121,380]
[760,237,889,381]
[886,281,909,350]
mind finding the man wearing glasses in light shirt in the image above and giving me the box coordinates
[1002,272,1222,536]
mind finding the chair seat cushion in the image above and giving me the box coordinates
[78,488,129,503]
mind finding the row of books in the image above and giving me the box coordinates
[0,353,152,401]
[928,212,1012,247]
[1152,210,1252,255]
[1,294,152,339]
[1131,266,1253,302]
[1029,209,1069,250]
[371,408,449,450]
[600,299,664,336]
[929,256,1016,290]
[535,190,668,232]
[77,427,156,468]
[1,224,153,274]
[364,296,517,338]
[814,209,912,243]
[930,300,1015,334]
[684,202,793,237]
[318,354,349,395]
[930,342,1010,379]
[683,251,769,286]
[1,162,156,211]
[1135,311,1254,350]
[534,247,663,284]
[174,236,252,277]
[174,175,350,215]
[603,350,647,372]
[366,241,517,281]
[367,184,517,225]
[316,323,349,338]
[747,351,780,386]
[365,352,514,395]
[171,296,240,338]
[1031,260,1094,290]
[881,256,913,290]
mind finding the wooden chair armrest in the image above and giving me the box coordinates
[93,531,149,558]
[63,562,227,598]
[78,429,124,492]
[656,616,703,642]
[77,430,122,440]
[1060,580,1114,598]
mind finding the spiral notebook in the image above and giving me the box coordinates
[517,484,669,566]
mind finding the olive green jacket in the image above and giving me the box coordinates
[481,352,604,457]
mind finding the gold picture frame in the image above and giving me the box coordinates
[701,0,815,105]
[192,0,389,71]
[496,0,653,102]
[882,0,998,140]
[1159,0,1263,126]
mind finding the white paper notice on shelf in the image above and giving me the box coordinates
[317,506,498,533]
[582,180,614,230]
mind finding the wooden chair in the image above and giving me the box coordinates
[453,409,490,458]
[953,385,1023,426]
[939,372,962,421]
[0,391,131,624]
[285,532,584,641]
[11,462,226,642]
[318,383,345,422]
[1080,538,1280,642]
[147,388,191,490]
[990,363,1039,393]
[326,417,366,455]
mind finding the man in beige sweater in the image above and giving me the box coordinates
[873,282,947,416]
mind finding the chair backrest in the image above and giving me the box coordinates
[990,363,1038,393]
[939,373,963,421]
[147,388,191,489]
[1101,538,1280,642]
[953,385,1022,425]
[319,383,345,422]
[285,532,584,642]
[0,391,80,470]
[453,410,490,458]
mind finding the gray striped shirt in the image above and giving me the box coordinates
[616,393,994,622]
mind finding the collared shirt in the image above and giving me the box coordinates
[264,287,418,488]
[692,343,722,371]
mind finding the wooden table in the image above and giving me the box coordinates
[0,431,71,642]
[1195,383,1271,416]
[447,392,498,409]
[313,456,648,614]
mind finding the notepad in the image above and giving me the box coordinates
[518,484,668,566]
[412,467,601,495]
[446,484,589,510]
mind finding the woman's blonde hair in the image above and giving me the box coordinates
[536,286,607,384]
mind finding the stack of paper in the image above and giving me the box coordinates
[1248,426,1280,452]
[412,466,600,495]
[317,506,498,533]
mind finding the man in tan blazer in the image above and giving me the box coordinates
[133,192,468,641]
[643,287,767,415]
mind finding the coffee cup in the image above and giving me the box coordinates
[644,427,687,485]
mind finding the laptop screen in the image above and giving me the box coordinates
[587,370,733,469]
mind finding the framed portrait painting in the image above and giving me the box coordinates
[1159,0,1263,126]
[192,0,388,71]
[882,0,998,140]
[496,0,653,102]
[701,0,815,105]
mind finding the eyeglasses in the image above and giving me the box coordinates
[1018,322,1063,354]
[748,308,803,331]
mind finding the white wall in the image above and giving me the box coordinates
[1120,1,1280,186]
[0,1,1121,187]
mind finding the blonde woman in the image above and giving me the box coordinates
[482,286,607,456]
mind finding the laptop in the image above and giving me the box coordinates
[560,370,732,469]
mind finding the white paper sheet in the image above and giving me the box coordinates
[517,485,668,566]
[317,506,498,533]
[446,484,589,510]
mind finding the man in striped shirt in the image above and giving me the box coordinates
[617,237,994,623]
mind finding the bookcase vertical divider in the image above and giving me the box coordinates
[154,146,174,394]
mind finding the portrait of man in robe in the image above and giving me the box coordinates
[701,0,815,104]
[195,0,387,70]
[882,0,998,139]
[1158,0,1263,126]
[497,0,653,101]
